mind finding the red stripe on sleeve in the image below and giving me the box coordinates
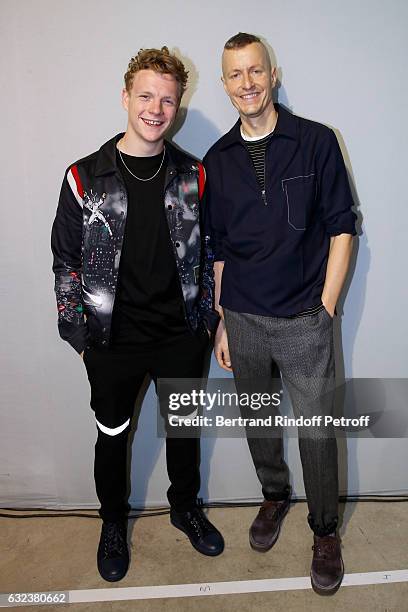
[71,164,84,198]
[198,162,206,200]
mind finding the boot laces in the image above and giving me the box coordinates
[103,522,126,558]
[259,500,282,520]
[313,536,337,559]
[189,508,211,537]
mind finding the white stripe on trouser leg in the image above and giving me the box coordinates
[95,418,130,436]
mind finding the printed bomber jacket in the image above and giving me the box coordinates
[51,134,219,354]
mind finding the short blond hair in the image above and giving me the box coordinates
[124,46,188,99]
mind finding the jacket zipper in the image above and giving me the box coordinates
[262,135,273,206]
[104,174,128,346]
[164,168,194,333]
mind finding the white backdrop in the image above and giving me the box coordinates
[1,0,407,508]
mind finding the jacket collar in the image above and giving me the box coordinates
[219,103,298,150]
[94,133,122,176]
[94,133,196,177]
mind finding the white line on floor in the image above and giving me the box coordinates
[69,570,408,602]
[2,569,407,607]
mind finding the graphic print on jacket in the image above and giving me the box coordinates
[81,181,126,340]
[164,174,200,305]
[51,135,218,354]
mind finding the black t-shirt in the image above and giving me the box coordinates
[110,148,187,346]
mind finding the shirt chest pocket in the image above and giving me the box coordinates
[281,174,316,231]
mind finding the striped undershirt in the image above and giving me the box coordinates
[241,131,273,196]
[240,127,324,319]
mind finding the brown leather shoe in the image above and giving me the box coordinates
[249,498,290,552]
[310,533,344,595]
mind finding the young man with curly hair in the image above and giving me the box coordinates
[51,47,223,582]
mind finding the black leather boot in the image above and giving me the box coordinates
[97,520,129,582]
[170,506,224,556]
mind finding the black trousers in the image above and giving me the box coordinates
[83,330,209,522]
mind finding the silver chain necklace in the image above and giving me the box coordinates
[118,145,166,181]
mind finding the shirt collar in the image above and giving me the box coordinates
[219,103,298,150]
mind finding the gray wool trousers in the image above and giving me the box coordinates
[224,307,339,536]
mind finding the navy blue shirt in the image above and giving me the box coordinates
[203,104,357,317]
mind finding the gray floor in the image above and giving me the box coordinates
[1,502,407,611]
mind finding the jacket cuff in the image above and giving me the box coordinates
[203,309,221,335]
[66,325,89,354]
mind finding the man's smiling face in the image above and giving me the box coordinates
[122,69,179,149]
[221,42,276,121]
